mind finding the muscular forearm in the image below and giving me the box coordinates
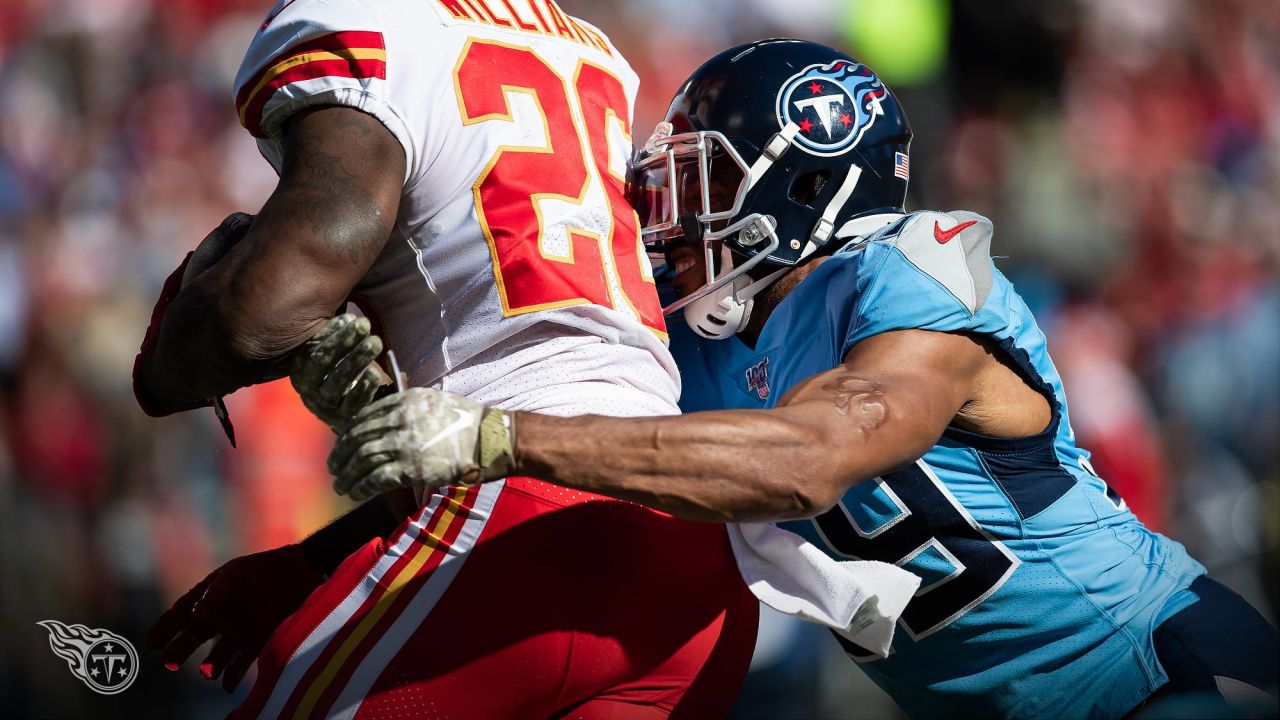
[510,361,957,523]
[327,333,976,515]
[513,409,862,522]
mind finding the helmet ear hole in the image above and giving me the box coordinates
[789,169,831,207]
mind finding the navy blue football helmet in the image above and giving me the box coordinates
[632,39,912,338]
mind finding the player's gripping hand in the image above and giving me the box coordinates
[329,387,516,501]
[290,314,391,430]
[147,544,326,693]
[184,212,254,285]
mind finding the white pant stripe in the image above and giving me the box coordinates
[256,494,445,720]
[328,481,503,720]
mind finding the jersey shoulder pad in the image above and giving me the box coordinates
[233,0,414,174]
[862,209,994,314]
[836,210,996,350]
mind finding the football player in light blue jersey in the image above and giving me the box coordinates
[324,40,1279,718]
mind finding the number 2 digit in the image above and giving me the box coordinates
[453,39,665,335]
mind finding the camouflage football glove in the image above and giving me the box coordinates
[290,314,391,430]
[329,387,516,501]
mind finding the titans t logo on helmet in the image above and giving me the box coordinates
[776,60,887,156]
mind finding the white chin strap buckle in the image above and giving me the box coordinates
[684,275,753,340]
[683,267,789,340]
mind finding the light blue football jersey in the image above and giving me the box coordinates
[668,211,1206,719]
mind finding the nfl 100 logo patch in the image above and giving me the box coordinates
[745,357,771,400]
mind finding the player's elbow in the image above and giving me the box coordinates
[225,328,284,365]
[791,469,845,518]
[721,477,838,522]
[752,430,846,520]
[777,427,864,519]
[223,306,328,368]
[225,321,317,367]
[684,459,839,523]
[771,483,840,520]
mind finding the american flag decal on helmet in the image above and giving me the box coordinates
[894,152,909,180]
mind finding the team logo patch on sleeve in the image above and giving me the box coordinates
[776,60,888,157]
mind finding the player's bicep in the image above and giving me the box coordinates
[268,105,403,276]
[777,330,983,482]
[212,106,404,360]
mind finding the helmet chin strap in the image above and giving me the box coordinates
[748,122,802,188]
[681,212,903,342]
[673,124,894,340]
[682,160,868,340]
[808,164,863,247]
[676,121,800,340]
[683,265,789,340]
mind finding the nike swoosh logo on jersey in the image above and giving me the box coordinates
[934,219,977,244]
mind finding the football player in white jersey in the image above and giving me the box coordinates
[133,1,759,717]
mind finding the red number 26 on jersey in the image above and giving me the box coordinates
[454,39,666,336]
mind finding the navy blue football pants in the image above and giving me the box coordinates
[1130,576,1279,718]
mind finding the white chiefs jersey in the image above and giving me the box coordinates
[234,0,678,419]
[234,1,915,645]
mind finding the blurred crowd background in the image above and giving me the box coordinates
[1,0,1276,717]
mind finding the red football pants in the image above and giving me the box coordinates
[230,478,758,720]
